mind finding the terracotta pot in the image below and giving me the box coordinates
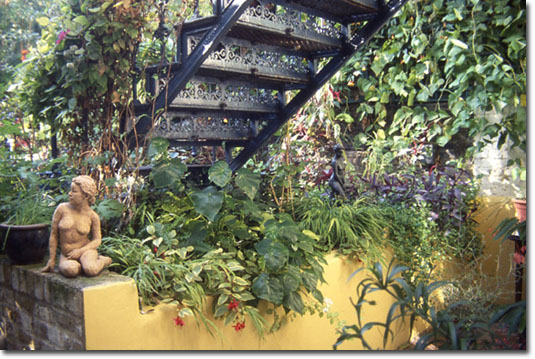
[0,223,50,265]
[512,199,527,223]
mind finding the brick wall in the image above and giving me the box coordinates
[0,256,85,350]
[0,255,133,350]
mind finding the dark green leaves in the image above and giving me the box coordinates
[235,168,261,200]
[151,158,187,188]
[95,198,124,221]
[255,239,289,273]
[252,273,284,304]
[283,291,304,314]
[191,186,224,222]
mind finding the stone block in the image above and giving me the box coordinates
[33,276,47,301]
[0,285,14,305]
[65,338,84,350]
[49,307,83,341]
[14,294,35,315]
[16,307,33,333]
[44,325,63,346]
[33,338,57,351]
[6,327,33,350]
[44,278,83,315]
[0,259,7,284]
[34,304,53,323]
[32,318,49,341]
[9,267,20,292]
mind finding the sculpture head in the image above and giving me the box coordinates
[71,175,97,206]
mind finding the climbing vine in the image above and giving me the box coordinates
[286,0,526,181]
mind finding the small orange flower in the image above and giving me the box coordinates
[20,49,28,61]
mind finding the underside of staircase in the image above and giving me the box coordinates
[130,0,408,172]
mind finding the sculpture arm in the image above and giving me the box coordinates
[42,205,63,272]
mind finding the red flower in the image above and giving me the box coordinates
[328,87,341,102]
[233,321,245,331]
[153,247,158,253]
[56,29,70,45]
[227,298,240,311]
[174,316,184,327]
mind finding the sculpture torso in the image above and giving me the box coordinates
[55,203,95,257]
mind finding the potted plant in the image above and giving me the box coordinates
[0,172,57,265]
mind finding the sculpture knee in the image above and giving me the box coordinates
[82,262,101,277]
[59,261,82,278]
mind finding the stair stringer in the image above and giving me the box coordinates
[228,0,409,171]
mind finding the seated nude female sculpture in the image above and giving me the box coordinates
[42,175,112,278]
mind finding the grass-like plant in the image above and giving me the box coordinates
[294,193,387,261]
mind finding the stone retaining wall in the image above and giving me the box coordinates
[0,256,131,350]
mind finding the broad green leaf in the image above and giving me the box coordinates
[179,308,194,317]
[252,273,284,304]
[335,113,354,123]
[282,267,301,294]
[217,294,229,306]
[208,161,232,187]
[233,277,249,286]
[450,38,468,50]
[36,17,49,26]
[151,158,186,188]
[148,137,169,159]
[191,263,203,276]
[73,15,89,27]
[255,239,289,273]
[235,168,261,200]
[302,229,320,241]
[283,291,304,314]
[95,199,124,220]
[301,270,318,292]
[191,186,224,222]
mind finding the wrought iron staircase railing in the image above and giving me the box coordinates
[130,0,408,171]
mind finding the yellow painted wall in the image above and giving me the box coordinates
[83,252,412,350]
[83,196,523,350]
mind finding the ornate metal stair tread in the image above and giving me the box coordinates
[153,77,282,114]
[188,36,312,85]
[274,0,377,23]
[130,0,409,171]
[154,112,257,142]
[144,37,311,89]
[229,4,343,52]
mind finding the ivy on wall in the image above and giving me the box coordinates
[333,0,526,155]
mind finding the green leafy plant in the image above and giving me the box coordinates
[334,260,526,350]
[295,192,387,261]
[101,160,328,337]
[0,164,59,226]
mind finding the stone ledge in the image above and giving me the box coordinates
[1,255,133,289]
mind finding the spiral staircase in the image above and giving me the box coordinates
[130,0,408,172]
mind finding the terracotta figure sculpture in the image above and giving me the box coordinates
[42,175,112,278]
[328,144,347,200]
